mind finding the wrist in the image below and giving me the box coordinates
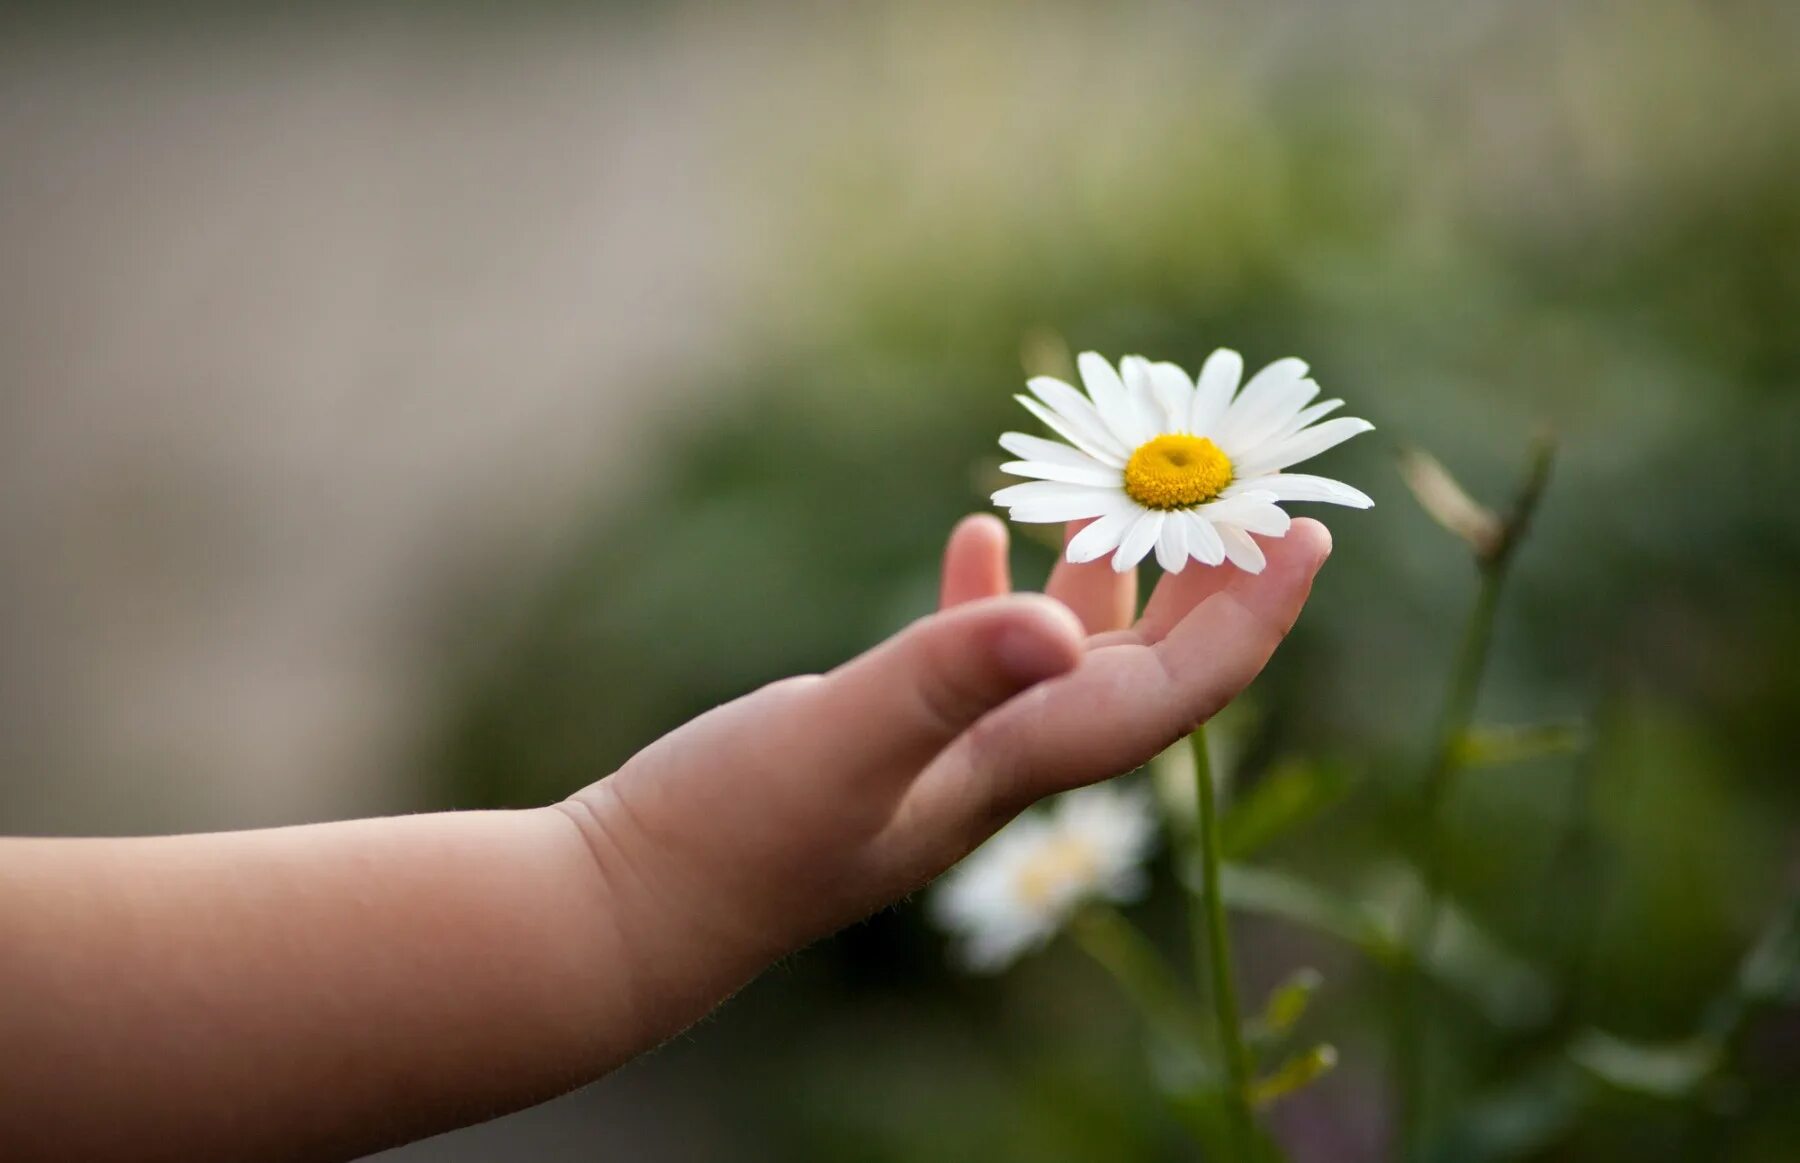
[547,785,784,1059]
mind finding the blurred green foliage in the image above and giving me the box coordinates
[429,3,1800,1158]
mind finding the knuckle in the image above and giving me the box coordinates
[910,631,995,738]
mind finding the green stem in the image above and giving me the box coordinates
[1397,438,1554,1160]
[1068,905,1210,1046]
[1537,690,1615,1016]
[1063,908,1224,1153]
[1395,563,1502,1157]
[1192,727,1257,1158]
[1186,729,1217,991]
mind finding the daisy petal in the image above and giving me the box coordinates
[999,459,1123,487]
[1150,361,1195,431]
[1066,508,1139,564]
[1181,511,1227,565]
[1024,379,1132,460]
[1215,358,1318,454]
[1216,524,1268,574]
[1016,396,1126,466]
[1122,355,1183,435]
[1229,472,1374,508]
[1272,398,1344,442]
[1235,417,1375,476]
[999,431,1121,471]
[1154,510,1189,573]
[1188,348,1243,436]
[1008,497,1128,524]
[992,480,1113,506]
[1204,496,1291,538]
[1079,352,1155,447]
[963,925,1043,973]
[992,482,1122,523]
[1112,510,1166,572]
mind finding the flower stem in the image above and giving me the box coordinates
[1071,903,1253,1155]
[1396,437,1554,1160]
[1191,726,1257,1158]
[1069,905,1209,1045]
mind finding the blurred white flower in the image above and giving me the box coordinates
[930,783,1157,973]
[992,350,1374,573]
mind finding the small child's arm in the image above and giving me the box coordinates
[0,516,1330,1162]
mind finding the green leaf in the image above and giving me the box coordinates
[1735,892,1800,1006]
[1213,864,1399,961]
[1568,1030,1719,1098]
[1250,1044,1338,1107]
[1220,758,1349,861]
[1244,967,1325,1064]
[1210,863,1555,1028]
[1260,967,1324,1037]
[1363,865,1557,1029]
[1453,721,1589,769]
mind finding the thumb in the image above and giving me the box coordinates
[809,594,1085,784]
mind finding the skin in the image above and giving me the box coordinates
[0,515,1331,1162]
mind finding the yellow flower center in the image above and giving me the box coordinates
[1122,434,1234,510]
[1013,835,1100,908]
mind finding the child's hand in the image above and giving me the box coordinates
[0,514,1328,1161]
[560,514,1330,1051]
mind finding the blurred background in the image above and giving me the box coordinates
[3,1,1797,1159]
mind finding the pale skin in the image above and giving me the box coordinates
[0,514,1331,1162]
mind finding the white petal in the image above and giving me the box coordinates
[1272,399,1344,442]
[1154,511,1189,573]
[1182,511,1227,565]
[999,459,1123,487]
[1188,348,1243,435]
[1024,379,1132,460]
[1078,352,1156,447]
[1058,787,1157,889]
[999,430,1121,471]
[992,480,1109,506]
[1150,361,1195,432]
[961,921,1049,973]
[1066,507,1139,563]
[1216,524,1268,574]
[1016,396,1126,466]
[1112,510,1166,571]
[1123,355,1185,434]
[1228,472,1373,508]
[1235,417,1375,476]
[1215,358,1318,454]
[993,482,1123,523]
[1203,496,1291,538]
[1006,499,1126,524]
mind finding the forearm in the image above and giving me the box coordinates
[0,808,640,1162]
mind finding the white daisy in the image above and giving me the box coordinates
[930,783,1157,973]
[992,350,1375,573]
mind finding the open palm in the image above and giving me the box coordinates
[562,513,1329,1026]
